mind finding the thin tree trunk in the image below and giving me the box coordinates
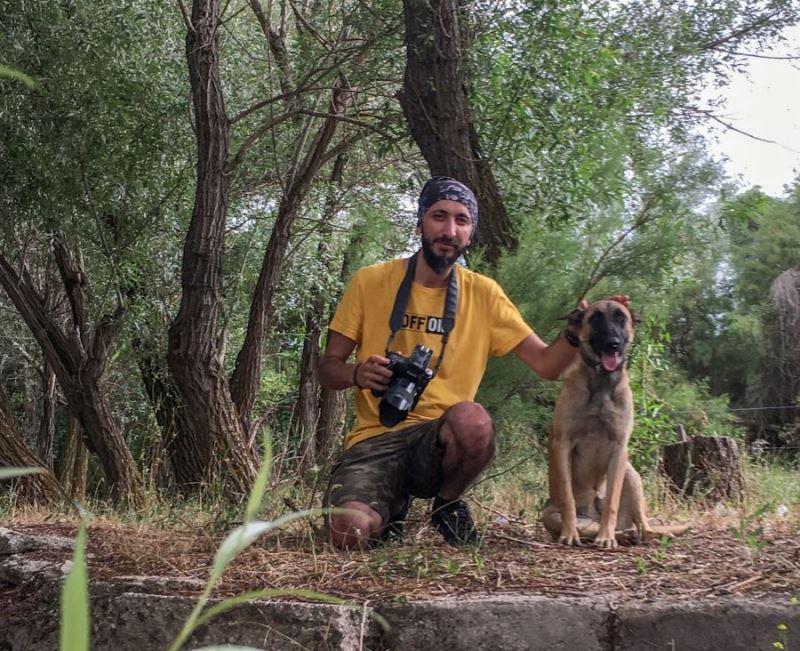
[295,154,346,471]
[315,385,346,463]
[37,360,56,467]
[0,383,66,505]
[56,414,88,503]
[229,76,360,434]
[168,0,257,499]
[399,0,516,265]
[137,348,199,490]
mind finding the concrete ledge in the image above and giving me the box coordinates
[617,597,800,651]
[380,595,611,650]
[3,592,796,650]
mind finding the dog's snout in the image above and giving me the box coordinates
[606,338,621,352]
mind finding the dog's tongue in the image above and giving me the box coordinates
[601,352,622,372]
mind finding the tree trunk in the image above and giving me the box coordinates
[0,383,66,505]
[56,414,88,503]
[136,348,198,490]
[295,155,346,471]
[168,0,257,499]
[229,77,360,433]
[662,435,745,502]
[37,360,56,467]
[315,385,346,464]
[399,0,516,266]
[0,252,145,506]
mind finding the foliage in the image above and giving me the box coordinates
[1,0,799,504]
[728,503,771,559]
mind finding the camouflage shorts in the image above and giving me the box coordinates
[323,418,445,522]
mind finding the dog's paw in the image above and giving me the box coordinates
[558,529,582,546]
[595,533,618,549]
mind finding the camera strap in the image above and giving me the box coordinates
[385,251,458,377]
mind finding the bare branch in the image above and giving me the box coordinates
[698,10,783,51]
[175,0,195,33]
[696,108,779,145]
[716,48,800,61]
[226,107,301,172]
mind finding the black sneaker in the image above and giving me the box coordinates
[430,496,477,546]
[376,495,413,542]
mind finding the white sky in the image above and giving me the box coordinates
[704,24,800,197]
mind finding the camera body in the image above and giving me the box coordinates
[372,344,434,427]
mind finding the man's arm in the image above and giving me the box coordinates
[512,298,593,379]
[317,330,392,391]
[511,332,578,380]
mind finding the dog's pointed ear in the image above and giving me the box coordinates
[630,308,641,328]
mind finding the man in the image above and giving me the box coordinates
[317,176,580,548]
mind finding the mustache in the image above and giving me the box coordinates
[433,236,459,246]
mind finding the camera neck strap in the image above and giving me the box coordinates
[385,251,459,377]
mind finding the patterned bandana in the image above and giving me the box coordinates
[416,176,478,233]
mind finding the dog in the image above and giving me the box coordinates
[542,298,689,548]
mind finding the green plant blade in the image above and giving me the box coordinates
[0,466,43,480]
[208,510,321,588]
[195,588,389,632]
[244,428,273,523]
[0,65,36,87]
[60,522,90,651]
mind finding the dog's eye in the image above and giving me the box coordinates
[590,312,604,326]
[613,309,627,325]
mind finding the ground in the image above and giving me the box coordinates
[2,505,798,613]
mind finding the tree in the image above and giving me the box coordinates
[400,0,517,265]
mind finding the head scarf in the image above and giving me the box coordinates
[416,176,478,234]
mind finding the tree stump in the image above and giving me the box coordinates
[662,435,745,502]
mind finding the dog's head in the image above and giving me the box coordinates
[566,299,637,373]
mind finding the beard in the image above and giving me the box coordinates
[420,232,468,275]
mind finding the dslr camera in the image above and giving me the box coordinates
[372,344,434,427]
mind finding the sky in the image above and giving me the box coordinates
[704,24,800,197]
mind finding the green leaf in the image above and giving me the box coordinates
[209,511,320,588]
[0,467,43,480]
[60,522,90,651]
[244,428,272,523]
[0,64,35,88]
[195,588,389,632]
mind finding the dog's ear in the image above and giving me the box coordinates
[629,308,641,328]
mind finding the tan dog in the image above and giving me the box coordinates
[542,299,689,548]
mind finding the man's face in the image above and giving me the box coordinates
[418,199,473,274]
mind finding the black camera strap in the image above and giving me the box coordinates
[385,251,458,377]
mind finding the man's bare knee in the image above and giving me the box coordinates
[327,501,383,549]
[442,402,495,455]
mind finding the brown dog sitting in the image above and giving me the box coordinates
[542,298,689,548]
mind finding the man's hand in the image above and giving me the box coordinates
[563,299,589,348]
[354,354,393,392]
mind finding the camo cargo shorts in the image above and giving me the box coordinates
[323,418,445,522]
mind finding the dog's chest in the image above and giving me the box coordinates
[555,373,633,441]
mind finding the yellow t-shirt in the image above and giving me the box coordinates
[330,258,532,449]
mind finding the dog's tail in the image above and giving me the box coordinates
[647,523,692,537]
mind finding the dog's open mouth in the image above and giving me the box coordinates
[600,351,623,372]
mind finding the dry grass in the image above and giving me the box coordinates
[4,500,799,608]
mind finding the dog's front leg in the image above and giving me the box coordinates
[549,436,581,546]
[596,443,627,549]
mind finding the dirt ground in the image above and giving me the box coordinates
[3,507,799,610]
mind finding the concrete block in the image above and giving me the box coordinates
[378,595,611,651]
[617,597,800,651]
